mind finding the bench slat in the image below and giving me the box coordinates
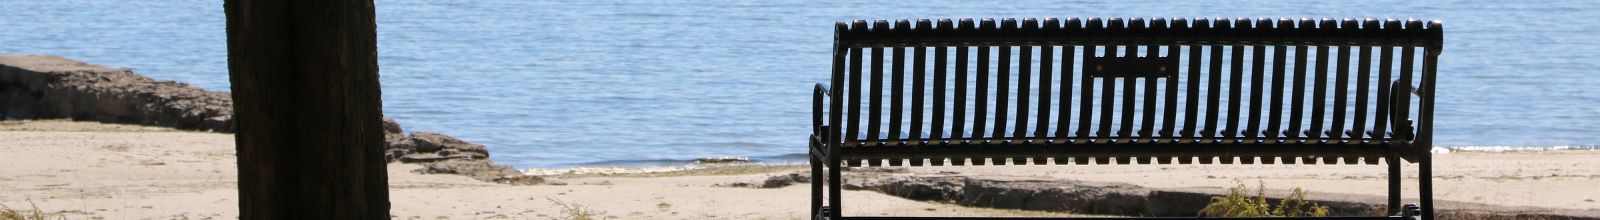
[1015,20,1034,144]
[1310,19,1334,141]
[973,23,992,142]
[868,45,884,144]
[890,45,906,144]
[1372,22,1393,140]
[1353,21,1374,142]
[1246,19,1271,143]
[1204,34,1224,142]
[1332,19,1356,142]
[846,46,864,146]
[1034,20,1056,143]
[1265,19,1291,141]
[1181,22,1203,142]
[952,35,969,142]
[1226,34,1245,143]
[1056,19,1079,144]
[910,32,927,142]
[1288,21,1309,139]
[1266,20,1290,141]
[932,43,948,141]
[1160,37,1180,141]
[1139,44,1159,143]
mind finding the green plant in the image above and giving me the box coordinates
[0,201,60,220]
[546,197,604,220]
[1200,180,1330,217]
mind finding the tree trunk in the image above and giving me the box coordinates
[224,0,389,219]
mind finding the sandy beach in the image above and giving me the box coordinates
[3,120,1598,219]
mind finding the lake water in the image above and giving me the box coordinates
[4,0,1597,168]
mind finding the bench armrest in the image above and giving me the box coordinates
[813,83,832,136]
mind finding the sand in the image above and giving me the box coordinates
[0,120,1077,219]
[3,120,1597,219]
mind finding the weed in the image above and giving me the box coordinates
[1199,180,1330,217]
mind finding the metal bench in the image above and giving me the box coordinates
[809,17,1440,219]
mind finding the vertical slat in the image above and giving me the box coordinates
[1057,44,1078,143]
[1081,18,1105,143]
[1310,42,1330,141]
[911,44,927,142]
[1076,44,1096,143]
[1015,43,1034,140]
[1225,37,1245,142]
[1267,43,1289,141]
[1396,45,1416,141]
[1036,40,1055,141]
[846,46,865,145]
[932,20,953,142]
[1161,43,1181,141]
[1288,19,1312,140]
[1305,18,1331,140]
[1373,40,1393,140]
[1099,43,1118,140]
[1332,20,1356,142]
[931,42,948,141]
[1353,19,1377,142]
[1177,18,1203,142]
[993,43,1012,140]
[889,45,906,143]
[1356,43,1369,142]
[1115,19,1137,142]
[1181,41,1204,141]
[867,45,885,144]
[1245,20,1269,143]
[1160,18,1184,142]
[1203,41,1223,142]
[1369,19,1395,141]
[953,44,969,140]
[1140,44,1159,143]
[1118,46,1137,141]
[972,19,992,142]
[1267,19,1291,142]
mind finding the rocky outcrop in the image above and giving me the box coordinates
[2,55,540,185]
[0,55,233,132]
[380,116,544,184]
[412,160,543,185]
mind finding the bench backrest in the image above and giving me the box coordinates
[816,18,1440,165]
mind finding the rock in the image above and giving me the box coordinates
[381,117,403,135]
[409,131,489,157]
[411,160,540,185]
[760,172,813,188]
[397,153,473,163]
[492,175,545,185]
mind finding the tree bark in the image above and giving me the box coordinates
[224,0,388,219]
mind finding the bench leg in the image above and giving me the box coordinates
[828,155,843,219]
[811,152,823,219]
[1387,155,1402,215]
[1419,155,1434,220]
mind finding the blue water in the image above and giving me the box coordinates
[3,1,1598,168]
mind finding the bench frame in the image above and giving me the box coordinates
[810,17,1440,219]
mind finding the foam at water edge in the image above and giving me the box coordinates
[1437,145,1599,154]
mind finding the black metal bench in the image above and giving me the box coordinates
[809,17,1441,219]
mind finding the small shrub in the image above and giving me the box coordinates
[0,201,60,220]
[1200,180,1330,217]
[547,197,604,220]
